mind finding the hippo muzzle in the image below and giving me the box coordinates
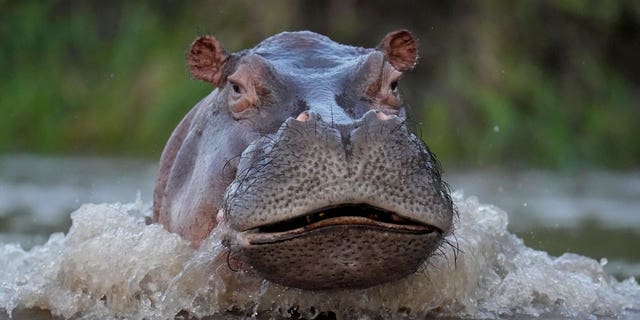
[154,30,454,290]
[222,111,451,289]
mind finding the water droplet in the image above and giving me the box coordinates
[600,258,608,266]
[493,125,500,133]
[523,202,528,207]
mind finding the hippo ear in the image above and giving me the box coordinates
[377,30,418,72]
[188,35,229,86]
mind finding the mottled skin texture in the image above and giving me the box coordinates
[153,30,454,290]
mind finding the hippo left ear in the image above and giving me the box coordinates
[377,30,418,72]
[188,35,229,86]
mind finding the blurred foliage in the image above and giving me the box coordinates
[1,0,639,168]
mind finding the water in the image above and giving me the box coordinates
[446,169,640,281]
[0,154,156,248]
[0,154,639,319]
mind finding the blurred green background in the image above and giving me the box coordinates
[2,0,639,169]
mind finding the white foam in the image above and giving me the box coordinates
[1,193,638,319]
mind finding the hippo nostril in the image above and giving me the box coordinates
[295,111,310,122]
[376,111,395,121]
[216,208,225,223]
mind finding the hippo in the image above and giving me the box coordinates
[153,30,454,290]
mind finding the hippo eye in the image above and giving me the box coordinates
[390,80,398,92]
[231,82,241,94]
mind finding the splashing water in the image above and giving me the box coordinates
[1,192,638,319]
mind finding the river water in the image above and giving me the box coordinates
[0,154,639,319]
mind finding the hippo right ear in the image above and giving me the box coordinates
[188,35,229,86]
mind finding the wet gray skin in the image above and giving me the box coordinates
[153,30,454,290]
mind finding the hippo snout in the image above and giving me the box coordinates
[221,110,452,289]
[153,30,454,290]
[225,110,452,233]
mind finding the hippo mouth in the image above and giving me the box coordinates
[232,203,445,289]
[242,203,440,245]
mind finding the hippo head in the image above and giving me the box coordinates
[153,30,454,290]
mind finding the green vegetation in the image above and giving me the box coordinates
[1,1,638,168]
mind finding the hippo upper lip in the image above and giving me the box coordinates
[241,203,441,244]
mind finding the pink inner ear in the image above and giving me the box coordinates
[379,30,418,72]
[188,35,229,86]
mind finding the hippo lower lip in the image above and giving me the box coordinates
[242,204,440,245]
